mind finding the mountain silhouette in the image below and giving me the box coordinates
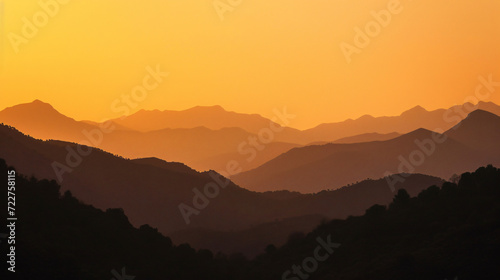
[232,110,500,193]
[240,165,500,280]
[168,172,443,256]
[334,132,401,143]
[1,100,499,175]
[444,109,500,155]
[0,125,442,256]
[93,126,299,173]
[310,132,401,145]
[0,100,299,173]
[101,102,500,145]
[4,158,497,279]
[297,101,500,143]
[107,105,300,134]
[0,100,98,140]
[107,101,500,145]
[0,159,238,280]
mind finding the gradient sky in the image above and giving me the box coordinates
[0,0,499,129]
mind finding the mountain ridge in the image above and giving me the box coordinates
[0,123,444,256]
[232,110,500,193]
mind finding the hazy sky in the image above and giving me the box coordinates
[1,0,499,129]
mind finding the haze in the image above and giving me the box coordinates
[1,0,499,129]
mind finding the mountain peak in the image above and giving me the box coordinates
[393,128,435,142]
[450,109,500,132]
[357,114,375,121]
[31,99,47,104]
[408,127,434,135]
[30,99,54,108]
[188,105,226,112]
[0,100,73,126]
[465,109,499,120]
[29,100,59,113]
[1,100,57,114]
[477,101,494,106]
[402,105,427,116]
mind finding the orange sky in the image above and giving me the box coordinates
[0,0,499,129]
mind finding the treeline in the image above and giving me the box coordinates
[1,158,499,279]
[0,158,243,280]
[243,165,500,280]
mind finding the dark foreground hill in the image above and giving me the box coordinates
[1,160,499,279]
[0,159,241,280]
[241,165,500,280]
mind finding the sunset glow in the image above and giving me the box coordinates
[1,0,499,129]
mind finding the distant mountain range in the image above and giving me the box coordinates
[86,100,500,145]
[0,123,443,255]
[232,110,500,193]
[1,100,499,174]
[310,132,401,145]
[0,100,298,173]
[1,100,499,255]
[106,105,289,134]
[297,102,500,144]
[95,101,500,144]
